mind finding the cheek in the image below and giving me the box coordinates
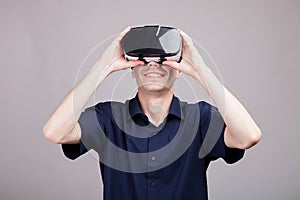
[168,69,179,80]
[132,67,142,78]
[131,70,136,78]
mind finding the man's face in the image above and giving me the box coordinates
[132,61,181,94]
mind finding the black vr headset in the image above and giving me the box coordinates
[121,25,182,64]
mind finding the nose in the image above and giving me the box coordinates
[146,61,160,67]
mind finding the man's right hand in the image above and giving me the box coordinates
[97,26,144,76]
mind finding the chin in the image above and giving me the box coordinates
[140,83,172,94]
[144,85,164,91]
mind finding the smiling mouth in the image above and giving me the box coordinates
[144,72,165,78]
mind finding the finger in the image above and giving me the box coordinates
[131,60,144,66]
[179,30,194,46]
[115,26,131,42]
[126,60,144,68]
[119,26,131,37]
[179,29,191,40]
[110,26,132,52]
[162,60,181,71]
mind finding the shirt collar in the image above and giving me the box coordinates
[129,93,183,120]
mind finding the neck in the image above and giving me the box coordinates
[138,90,174,127]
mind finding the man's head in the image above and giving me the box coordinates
[122,25,182,94]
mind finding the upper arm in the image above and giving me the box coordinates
[224,127,243,149]
[200,102,245,163]
[60,122,82,144]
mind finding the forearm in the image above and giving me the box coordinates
[194,65,262,149]
[43,61,110,143]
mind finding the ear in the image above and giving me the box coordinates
[176,70,182,79]
[131,68,136,78]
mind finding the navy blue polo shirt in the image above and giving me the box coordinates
[62,94,245,200]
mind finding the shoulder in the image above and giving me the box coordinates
[178,99,219,115]
[175,98,217,122]
[196,101,217,111]
[89,100,126,112]
[89,100,132,120]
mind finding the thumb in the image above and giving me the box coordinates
[162,60,181,71]
[127,60,144,68]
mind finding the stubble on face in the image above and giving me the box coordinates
[132,63,179,95]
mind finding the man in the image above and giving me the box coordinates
[43,26,262,200]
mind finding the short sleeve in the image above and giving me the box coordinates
[199,102,245,164]
[61,103,109,160]
[61,141,87,160]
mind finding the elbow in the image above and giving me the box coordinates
[43,124,63,144]
[242,128,262,149]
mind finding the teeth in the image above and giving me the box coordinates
[145,73,161,77]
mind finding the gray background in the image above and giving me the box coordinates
[1,0,299,199]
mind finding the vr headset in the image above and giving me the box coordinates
[121,25,182,64]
